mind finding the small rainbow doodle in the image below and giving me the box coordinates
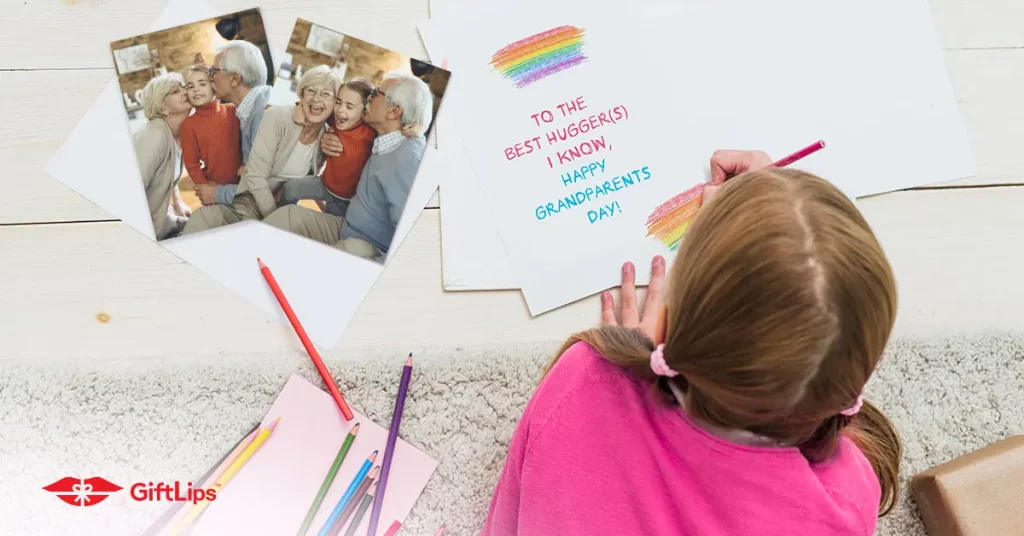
[490,26,588,88]
[646,184,705,251]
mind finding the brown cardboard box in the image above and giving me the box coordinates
[911,435,1024,536]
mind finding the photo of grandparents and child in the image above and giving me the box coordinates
[112,10,450,265]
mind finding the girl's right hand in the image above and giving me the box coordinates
[704,150,773,200]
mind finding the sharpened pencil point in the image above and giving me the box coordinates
[369,450,378,461]
[405,354,413,366]
[369,466,381,478]
[350,422,360,434]
[257,257,266,268]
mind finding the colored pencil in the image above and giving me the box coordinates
[317,451,378,536]
[298,424,361,536]
[341,481,378,536]
[327,467,379,536]
[366,355,413,536]
[382,521,402,536]
[434,525,446,536]
[148,423,260,536]
[257,258,354,421]
[169,417,280,535]
[771,140,826,168]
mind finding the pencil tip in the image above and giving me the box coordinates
[257,257,264,266]
[405,355,413,366]
[370,450,378,461]
[351,422,360,433]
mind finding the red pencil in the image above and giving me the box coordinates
[257,258,354,421]
[771,140,826,168]
[382,521,402,536]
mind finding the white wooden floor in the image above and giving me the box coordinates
[1,0,1022,361]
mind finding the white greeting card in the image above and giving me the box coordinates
[429,0,975,313]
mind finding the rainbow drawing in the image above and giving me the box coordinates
[646,184,705,251]
[490,26,588,88]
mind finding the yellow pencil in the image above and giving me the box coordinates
[168,417,281,535]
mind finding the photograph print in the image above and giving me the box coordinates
[111,8,274,241]
[114,14,451,267]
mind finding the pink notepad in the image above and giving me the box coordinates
[189,374,438,536]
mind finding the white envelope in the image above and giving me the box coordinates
[46,0,440,348]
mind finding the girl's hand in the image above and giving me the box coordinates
[601,256,666,341]
[704,149,773,201]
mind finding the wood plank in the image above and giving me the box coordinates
[930,0,1024,49]
[0,0,1020,72]
[0,0,431,71]
[1,188,1022,361]
[3,46,1020,224]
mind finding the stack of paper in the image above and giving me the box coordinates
[422,0,975,313]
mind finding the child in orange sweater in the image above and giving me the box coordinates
[280,79,378,218]
[181,65,242,198]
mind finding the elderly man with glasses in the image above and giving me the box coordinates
[262,71,434,261]
[181,65,340,235]
[194,40,273,208]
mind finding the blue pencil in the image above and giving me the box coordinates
[316,451,378,536]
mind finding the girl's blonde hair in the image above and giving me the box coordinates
[545,168,902,516]
[141,72,185,120]
[338,78,375,106]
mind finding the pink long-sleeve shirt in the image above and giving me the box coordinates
[482,341,881,536]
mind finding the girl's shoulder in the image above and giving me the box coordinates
[537,341,640,404]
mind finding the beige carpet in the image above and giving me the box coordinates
[1,333,1022,535]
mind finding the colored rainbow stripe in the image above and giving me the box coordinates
[646,184,705,251]
[490,26,587,88]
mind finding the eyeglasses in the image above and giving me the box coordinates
[208,66,223,77]
[303,88,337,101]
[368,87,387,101]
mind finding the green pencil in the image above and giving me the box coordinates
[298,422,360,536]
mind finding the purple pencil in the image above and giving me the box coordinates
[366,354,413,536]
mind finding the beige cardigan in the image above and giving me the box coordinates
[236,104,326,218]
[132,118,181,239]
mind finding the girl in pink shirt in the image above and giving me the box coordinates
[483,150,902,536]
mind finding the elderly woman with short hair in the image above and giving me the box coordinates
[181,64,340,234]
[133,72,195,240]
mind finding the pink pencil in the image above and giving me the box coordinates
[382,521,402,536]
[771,140,826,168]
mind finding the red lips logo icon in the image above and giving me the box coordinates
[43,477,123,506]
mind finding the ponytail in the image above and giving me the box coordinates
[796,399,901,516]
[845,400,902,516]
[542,326,655,383]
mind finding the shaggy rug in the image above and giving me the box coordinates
[1,333,1022,535]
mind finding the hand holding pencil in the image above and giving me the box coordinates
[704,141,826,201]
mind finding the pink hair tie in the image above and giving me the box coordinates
[649,344,678,377]
[840,394,864,416]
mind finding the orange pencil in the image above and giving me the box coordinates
[257,258,354,421]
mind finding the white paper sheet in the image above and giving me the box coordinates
[46,0,440,348]
[419,21,519,291]
[427,0,976,313]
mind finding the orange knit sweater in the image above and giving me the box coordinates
[322,120,377,198]
[180,101,242,185]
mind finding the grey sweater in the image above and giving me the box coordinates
[340,136,426,253]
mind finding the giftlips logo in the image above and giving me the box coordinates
[43,477,123,506]
[43,477,217,507]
